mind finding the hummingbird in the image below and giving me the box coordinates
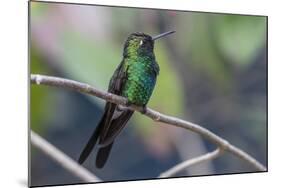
[78,31,175,168]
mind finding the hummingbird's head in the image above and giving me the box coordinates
[123,31,175,58]
[123,32,154,58]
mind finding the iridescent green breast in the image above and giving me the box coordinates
[122,57,159,105]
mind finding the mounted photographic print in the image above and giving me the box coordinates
[29,1,268,187]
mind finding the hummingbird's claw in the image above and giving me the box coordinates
[140,105,147,114]
[125,98,131,106]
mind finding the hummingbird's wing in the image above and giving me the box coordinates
[78,102,114,164]
[78,61,133,168]
[95,110,133,168]
[95,61,134,168]
[98,61,130,144]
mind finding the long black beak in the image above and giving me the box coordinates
[152,31,175,41]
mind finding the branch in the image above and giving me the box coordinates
[30,130,101,182]
[30,74,266,172]
[159,148,223,178]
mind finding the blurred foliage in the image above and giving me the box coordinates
[213,15,266,67]
[60,30,120,98]
[30,47,53,133]
[30,1,267,186]
[189,14,231,85]
[30,1,49,18]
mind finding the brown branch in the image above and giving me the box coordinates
[159,148,223,178]
[30,130,101,182]
[30,74,267,173]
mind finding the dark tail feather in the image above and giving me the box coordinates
[78,116,105,164]
[96,142,114,168]
[99,111,133,146]
[78,126,100,164]
[95,110,133,168]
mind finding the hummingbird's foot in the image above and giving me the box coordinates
[140,105,147,114]
[117,105,125,111]
[122,99,134,111]
[125,99,131,106]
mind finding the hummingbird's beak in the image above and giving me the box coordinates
[152,31,176,41]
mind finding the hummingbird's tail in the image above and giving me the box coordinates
[78,114,105,164]
[95,110,134,168]
[78,102,134,168]
[95,142,114,168]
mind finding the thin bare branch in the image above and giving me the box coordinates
[30,130,101,182]
[30,74,267,172]
[159,148,223,178]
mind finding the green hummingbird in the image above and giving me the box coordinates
[78,31,175,168]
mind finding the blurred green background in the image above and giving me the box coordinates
[30,1,267,187]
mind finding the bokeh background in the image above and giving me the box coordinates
[30,1,267,187]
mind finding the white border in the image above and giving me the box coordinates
[1,0,279,188]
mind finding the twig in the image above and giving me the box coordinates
[30,130,101,182]
[159,148,223,178]
[30,74,267,173]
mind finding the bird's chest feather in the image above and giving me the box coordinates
[122,58,158,105]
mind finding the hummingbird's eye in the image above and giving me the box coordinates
[139,40,143,46]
